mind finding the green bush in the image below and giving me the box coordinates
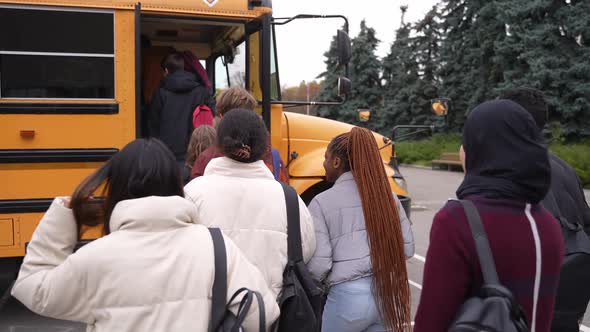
[396,135,590,188]
[395,134,461,166]
[550,140,590,188]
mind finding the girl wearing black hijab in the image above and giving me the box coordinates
[414,100,564,332]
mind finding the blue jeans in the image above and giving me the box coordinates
[322,277,386,332]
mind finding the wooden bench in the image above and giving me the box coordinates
[432,152,463,171]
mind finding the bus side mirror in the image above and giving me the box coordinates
[337,29,351,66]
[338,76,351,97]
[357,109,371,122]
[431,98,451,116]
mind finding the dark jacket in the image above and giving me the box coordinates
[414,197,564,332]
[416,100,564,332]
[148,70,211,160]
[543,153,590,235]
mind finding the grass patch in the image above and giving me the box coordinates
[396,135,590,188]
[395,133,461,166]
[551,140,590,188]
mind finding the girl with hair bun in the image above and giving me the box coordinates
[184,109,316,298]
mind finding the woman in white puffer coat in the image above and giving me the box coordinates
[11,138,278,332]
[184,109,316,297]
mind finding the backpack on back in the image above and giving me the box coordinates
[207,228,266,332]
[449,200,529,332]
[270,148,281,181]
[192,104,214,129]
[275,183,324,332]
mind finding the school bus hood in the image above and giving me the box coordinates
[284,112,394,178]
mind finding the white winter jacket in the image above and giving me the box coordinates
[11,196,279,332]
[184,157,316,297]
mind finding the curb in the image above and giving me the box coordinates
[399,164,432,170]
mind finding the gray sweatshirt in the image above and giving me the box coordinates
[306,172,415,285]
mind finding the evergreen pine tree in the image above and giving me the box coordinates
[438,0,505,130]
[407,5,443,126]
[565,0,590,137]
[341,20,383,129]
[315,30,344,120]
[380,6,420,134]
[496,0,590,138]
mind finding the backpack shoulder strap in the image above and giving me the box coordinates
[271,148,281,181]
[459,200,500,285]
[208,227,227,332]
[281,183,304,263]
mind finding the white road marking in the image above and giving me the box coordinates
[413,254,426,262]
[409,280,422,290]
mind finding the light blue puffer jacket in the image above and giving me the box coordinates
[307,172,415,285]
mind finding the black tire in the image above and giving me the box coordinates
[300,181,333,206]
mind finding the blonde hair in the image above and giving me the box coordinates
[185,125,216,168]
[216,87,257,116]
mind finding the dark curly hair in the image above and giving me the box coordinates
[217,109,268,163]
[499,87,548,130]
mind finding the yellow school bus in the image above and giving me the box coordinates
[0,0,410,288]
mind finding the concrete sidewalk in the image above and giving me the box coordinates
[586,190,590,204]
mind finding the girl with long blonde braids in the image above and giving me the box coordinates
[307,127,414,331]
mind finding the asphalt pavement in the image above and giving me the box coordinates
[1,165,588,331]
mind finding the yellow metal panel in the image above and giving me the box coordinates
[0,214,26,257]
[0,115,127,149]
[283,112,409,197]
[249,32,262,102]
[270,104,283,155]
[0,0,134,9]
[0,212,102,258]
[0,0,271,18]
[0,215,22,257]
[0,162,102,199]
[80,224,103,240]
[113,8,137,145]
[0,219,14,246]
[0,10,136,150]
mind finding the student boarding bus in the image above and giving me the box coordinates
[0,0,412,291]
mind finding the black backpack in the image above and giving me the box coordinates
[449,200,529,332]
[543,190,590,330]
[275,183,325,332]
[208,227,266,332]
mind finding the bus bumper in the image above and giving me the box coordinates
[398,196,412,219]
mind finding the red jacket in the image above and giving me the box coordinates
[190,145,289,183]
[414,197,564,332]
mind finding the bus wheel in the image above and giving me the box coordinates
[0,257,20,311]
[300,181,334,205]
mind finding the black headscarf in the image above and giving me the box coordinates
[456,99,550,203]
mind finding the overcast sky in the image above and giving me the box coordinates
[272,0,439,87]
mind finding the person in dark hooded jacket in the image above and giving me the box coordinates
[147,53,211,168]
[500,87,590,332]
[414,100,564,332]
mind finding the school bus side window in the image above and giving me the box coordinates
[0,6,114,99]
